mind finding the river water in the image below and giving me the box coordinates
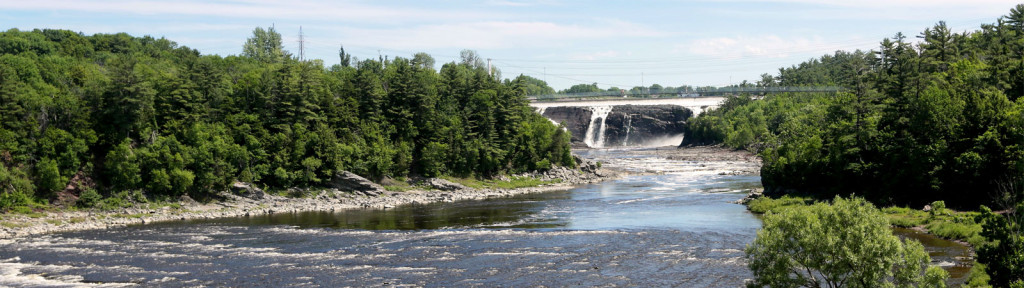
[0,148,970,287]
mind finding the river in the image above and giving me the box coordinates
[0,147,971,287]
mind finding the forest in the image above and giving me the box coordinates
[685,6,1024,209]
[685,5,1024,286]
[0,27,574,210]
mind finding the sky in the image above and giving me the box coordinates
[1,0,1020,91]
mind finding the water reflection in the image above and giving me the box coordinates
[203,171,764,233]
[892,227,973,285]
[207,191,573,230]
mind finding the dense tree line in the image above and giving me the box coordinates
[685,6,1024,285]
[685,6,1024,209]
[0,27,574,209]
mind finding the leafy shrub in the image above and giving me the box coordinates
[926,218,982,243]
[883,206,929,227]
[0,163,34,211]
[747,195,813,214]
[76,188,101,208]
[929,200,947,218]
[746,197,947,287]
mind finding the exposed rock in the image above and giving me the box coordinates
[331,171,385,196]
[539,105,691,147]
[603,105,691,147]
[574,155,599,174]
[52,171,96,208]
[734,188,764,205]
[231,182,266,200]
[540,106,592,143]
[426,178,467,191]
[178,194,198,205]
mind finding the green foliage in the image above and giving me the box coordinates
[75,188,101,208]
[746,195,813,214]
[921,209,985,245]
[975,204,1024,287]
[929,201,947,218]
[0,162,34,211]
[559,83,602,94]
[684,8,1024,209]
[441,175,559,190]
[965,262,992,288]
[745,196,947,287]
[35,158,64,199]
[0,28,573,209]
[96,190,145,211]
[882,206,929,227]
[242,27,285,63]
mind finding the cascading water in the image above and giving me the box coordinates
[536,106,561,126]
[584,106,613,148]
[622,114,632,147]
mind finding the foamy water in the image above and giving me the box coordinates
[0,148,763,287]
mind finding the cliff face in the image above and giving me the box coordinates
[604,105,691,147]
[538,105,692,148]
[540,107,592,143]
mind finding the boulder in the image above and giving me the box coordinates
[734,189,764,205]
[331,171,385,196]
[231,182,266,200]
[426,178,467,191]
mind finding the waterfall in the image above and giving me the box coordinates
[536,106,561,126]
[622,114,632,147]
[584,106,613,148]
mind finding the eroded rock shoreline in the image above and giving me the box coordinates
[1,163,615,239]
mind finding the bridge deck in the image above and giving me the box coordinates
[527,86,842,102]
[529,97,726,108]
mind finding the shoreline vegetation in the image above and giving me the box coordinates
[0,160,615,239]
[741,192,991,286]
[688,4,1024,287]
[0,144,759,239]
[0,26,578,224]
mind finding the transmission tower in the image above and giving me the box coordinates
[298,26,305,61]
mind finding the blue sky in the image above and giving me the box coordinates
[1,0,1019,90]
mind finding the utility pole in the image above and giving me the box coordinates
[298,26,305,61]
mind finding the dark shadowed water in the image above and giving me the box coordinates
[0,148,971,287]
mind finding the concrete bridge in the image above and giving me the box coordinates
[527,86,842,102]
[529,86,842,148]
[529,96,728,116]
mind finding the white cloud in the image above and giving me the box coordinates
[341,20,665,50]
[747,0,1016,9]
[700,0,1017,21]
[0,0,494,24]
[685,35,855,60]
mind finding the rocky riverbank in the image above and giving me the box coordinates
[584,145,761,176]
[0,162,615,239]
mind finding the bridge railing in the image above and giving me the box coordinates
[527,86,844,101]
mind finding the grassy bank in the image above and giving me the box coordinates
[747,196,984,246]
